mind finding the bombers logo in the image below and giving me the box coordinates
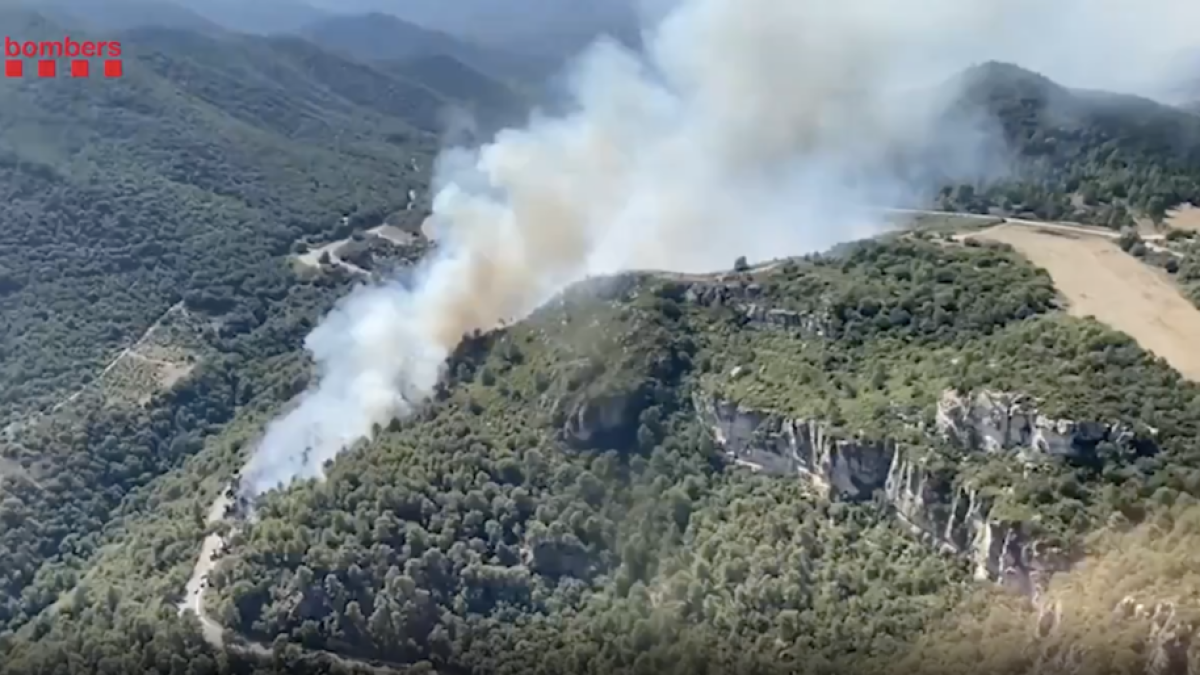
[4,36,123,78]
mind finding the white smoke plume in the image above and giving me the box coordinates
[238,0,1200,498]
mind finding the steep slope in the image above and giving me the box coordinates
[7,14,1200,675]
[382,55,530,131]
[0,9,463,634]
[202,240,1200,673]
[303,0,642,64]
[171,0,331,35]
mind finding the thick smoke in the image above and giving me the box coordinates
[238,0,1200,498]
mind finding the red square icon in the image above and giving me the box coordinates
[37,60,55,78]
[103,60,122,77]
[5,60,22,77]
[70,60,89,77]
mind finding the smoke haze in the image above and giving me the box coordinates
[238,0,1200,497]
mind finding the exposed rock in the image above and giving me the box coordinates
[683,281,745,307]
[694,394,892,499]
[1036,599,1061,638]
[694,389,1081,591]
[682,281,832,336]
[741,304,829,334]
[1037,595,1199,675]
[935,389,1148,461]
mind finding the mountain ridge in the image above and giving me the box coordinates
[296,10,548,86]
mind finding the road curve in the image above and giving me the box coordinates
[181,494,402,672]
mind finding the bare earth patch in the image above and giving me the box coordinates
[968,224,1200,381]
[368,223,418,246]
[295,240,366,275]
[1166,203,1200,232]
[292,223,423,276]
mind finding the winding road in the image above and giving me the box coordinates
[178,494,250,652]
[179,493,402,672]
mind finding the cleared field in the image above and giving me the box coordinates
[968,223,1200,382]
[292,224,418,275]
[95,304,207,405]
[1166,203,1200,232]
[295,240,367,275]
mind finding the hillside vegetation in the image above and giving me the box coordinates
[0,5,519,642]
[5,21,1200,675]
[941,62,1200,227]
[0,8,529,422]
[5,238,1200,675]
[298,11,541,88]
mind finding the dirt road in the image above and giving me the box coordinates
[178,494,248,651]
[969,224,1200,382]
[180,493,402,672]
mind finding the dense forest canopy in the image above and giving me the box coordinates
[5,235,1200,675]
[0,8,460,421]
[3,7,1200,675]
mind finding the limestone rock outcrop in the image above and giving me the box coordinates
[694,388,1093,592]
[935,389,1145,462]
[681,279,833,337]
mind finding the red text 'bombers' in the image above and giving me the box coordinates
[3,36,123,78]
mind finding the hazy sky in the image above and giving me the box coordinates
[301,0,1198,102]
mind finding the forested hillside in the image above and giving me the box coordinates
[0,8,525,422]
[0,6,519,641]
[940,62,1200,226]
[4,237,1200,675]
[297,12,540,86]
[6,13,1200,675]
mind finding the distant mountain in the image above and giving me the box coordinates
[957,61,1200,170]
[170,0,330,34]
[303,0,642,64]
[939,61,1200,224]
[383,53,530,132]
[297,11,545,85]
[7,0,223,32]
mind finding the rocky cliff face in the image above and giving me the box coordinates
[935,389,1144,462]
[694,388,1112,594]
[702,382,1197,673]
[682,278,833,337]
[1113,598,1195,675]
[695,395,894,499]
